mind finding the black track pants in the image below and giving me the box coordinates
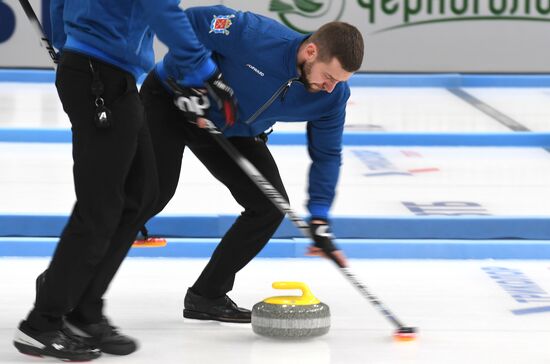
[141,72,287,298]
[27,52,159,331]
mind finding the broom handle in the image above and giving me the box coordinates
[18,0,58,68]
[201,119,407,330]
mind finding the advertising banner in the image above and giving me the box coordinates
[1,0,549,72]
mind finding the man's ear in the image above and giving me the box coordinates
[305,42,318,61]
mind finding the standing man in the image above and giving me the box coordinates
[140,6,364,323]
[13,1,236,361]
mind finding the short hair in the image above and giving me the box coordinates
[307,22,364,72]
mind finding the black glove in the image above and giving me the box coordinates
[204,70,237,127]
[309,220,337,253]
[167,79,210,125]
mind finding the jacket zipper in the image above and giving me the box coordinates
[244,78,299,125]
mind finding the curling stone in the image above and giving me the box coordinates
[251,282,330,338]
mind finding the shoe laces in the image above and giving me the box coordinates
[96,317,121,338]
[57,328,95,351]
[224,295,238,309]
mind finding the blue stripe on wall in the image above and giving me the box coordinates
[1,128,549,146]
[3,70,550,87]
[346,73,550,88]
[0,69,55,83]
[1,215,549,240]
[1,237,549,259]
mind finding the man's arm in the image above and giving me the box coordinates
[142,2,237,124]
[306,120,343,220]
[305,87,350,266]
[306,92,349,220]
[140,0,216,82]
[49,0,65,52]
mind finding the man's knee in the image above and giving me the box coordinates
[247,198,286,227]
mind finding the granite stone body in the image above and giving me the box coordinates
[251,301,331,338]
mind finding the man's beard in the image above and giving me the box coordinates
[299,61,321,93]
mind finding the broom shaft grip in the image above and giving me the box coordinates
[18,0,58,67]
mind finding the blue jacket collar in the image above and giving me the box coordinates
[286,34,310,80]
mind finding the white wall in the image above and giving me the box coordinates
[2,0,549,72]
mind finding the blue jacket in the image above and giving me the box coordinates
[50,0,216,82]
[159,5,350,219]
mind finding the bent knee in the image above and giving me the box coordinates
[245,202,286,225]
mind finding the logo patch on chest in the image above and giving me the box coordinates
[209,14,236,35]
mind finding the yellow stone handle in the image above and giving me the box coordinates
[272,281,314,299]
[264,282,320,305]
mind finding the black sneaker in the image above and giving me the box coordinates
[183,288,251,323]
[65,316,137,356]
[13,320,101,361]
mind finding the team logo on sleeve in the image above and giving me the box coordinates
[209,14,236,35]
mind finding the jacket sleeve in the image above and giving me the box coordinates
[306,86,350,220]
[139,0,216,83]
[49,0,65,51]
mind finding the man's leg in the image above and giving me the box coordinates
[63,120,159,355]
[140,71,287,322]
[183,127,288,321]
[66,121,159,324]
[140,71,188,216]
[17,53,143,360]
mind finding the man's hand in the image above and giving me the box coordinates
[204,70,237,127]
[172,86,211,125]
[166,78,211,126]
[306,219,348,267]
